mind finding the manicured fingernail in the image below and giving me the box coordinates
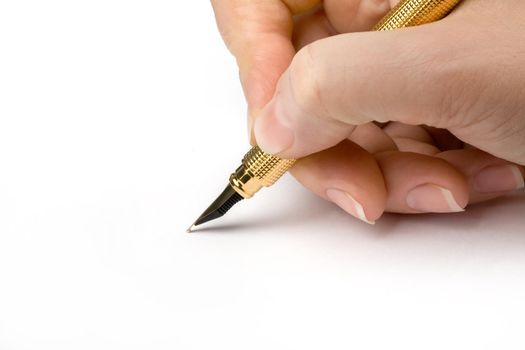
[326,189,375,225]
[406,184,464,213]
[253,99,294,155]
[474,164,524,194]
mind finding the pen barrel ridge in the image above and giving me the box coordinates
[374,0,462,30]
[242,146,296,186]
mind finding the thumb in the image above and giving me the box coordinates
[253,21,470,159]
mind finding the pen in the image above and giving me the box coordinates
[188,0,463,232]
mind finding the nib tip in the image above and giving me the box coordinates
[187,185,244,233]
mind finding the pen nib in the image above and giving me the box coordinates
[187,185,244,232]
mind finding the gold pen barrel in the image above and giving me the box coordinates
[374,0,462,30]
[231,0,462,199]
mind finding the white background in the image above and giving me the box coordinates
[1,1,525,349]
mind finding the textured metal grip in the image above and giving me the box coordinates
[242,146,296,186]
[230,146,296,198]
[374,0,462,31]
[231,0,462,199]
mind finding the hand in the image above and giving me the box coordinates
[211,0,525,223]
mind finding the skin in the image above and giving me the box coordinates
[211,0,525,223]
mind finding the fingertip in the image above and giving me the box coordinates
[325,188,377,224]
[290,140,387,223]
[406,184,466,213]
[437,149,525,203]
[375,151,469,214]
[253,100,295,155]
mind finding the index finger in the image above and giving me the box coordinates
[211,0,319,140]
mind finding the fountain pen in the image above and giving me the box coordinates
[188,0,463,232]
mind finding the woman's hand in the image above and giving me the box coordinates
[211,0,525,224]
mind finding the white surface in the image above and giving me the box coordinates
[1,1,525,349]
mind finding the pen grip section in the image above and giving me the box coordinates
[229,146,296,198]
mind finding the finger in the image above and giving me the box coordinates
[211,0,320,142]
[324,0,396,33]
[374,151,469,214]
[437,149,525,204]
[383,123,463,154]
[383,122,440,155]
[292,7,336,50]
[290,139,386,223]
[390,138,441,156]
[348,122,397,154]
[383,122,434,144]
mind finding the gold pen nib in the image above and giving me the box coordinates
[187,185,244,232]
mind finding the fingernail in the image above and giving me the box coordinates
[253,99,294,155]
[406,184,464,213]
[247,107,258,146]
[326,189,375,225]
[474,164,524,194]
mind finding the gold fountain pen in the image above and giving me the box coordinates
[188,0,463,232]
